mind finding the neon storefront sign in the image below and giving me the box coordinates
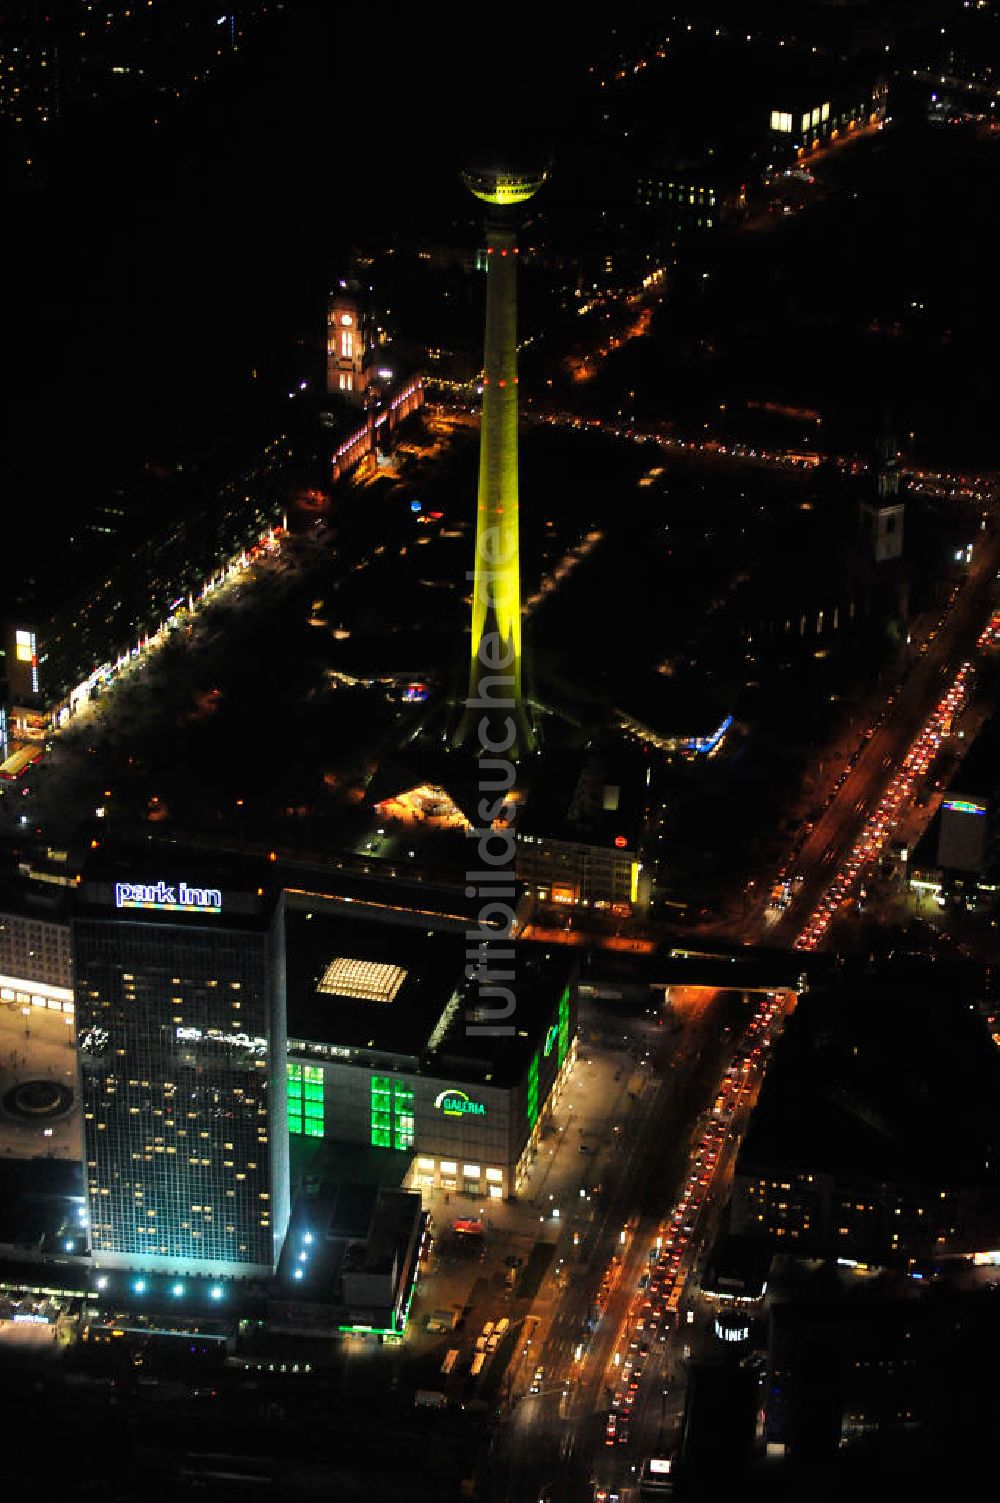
[115,880,222,914]
[434,1088,486,1118]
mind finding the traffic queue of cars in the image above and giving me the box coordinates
[795,662,974,950]
[604,994,786,1449]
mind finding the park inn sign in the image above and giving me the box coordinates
[434,1088,487,1119]
[114,880,223,914]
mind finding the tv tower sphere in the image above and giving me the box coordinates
[461,166,547,207]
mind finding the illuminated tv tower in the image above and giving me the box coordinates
[456,164,545,759]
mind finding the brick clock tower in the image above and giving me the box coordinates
[326,285,367,403]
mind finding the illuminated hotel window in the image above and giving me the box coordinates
[770,110,792,133]
[486,1168,503,1183]
[463,1165,480,1179]
[320,957,407,1003]
[341,330,353,359]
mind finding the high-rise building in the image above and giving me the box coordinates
[74,848,289,1279]
[456,166,545,759]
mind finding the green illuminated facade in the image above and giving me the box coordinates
[526,1049,540,1130]
[371,1075,415,1150]
[457,166,546,758]
[557,985,571,1068]
[288,1062,324,1137]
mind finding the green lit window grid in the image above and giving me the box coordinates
[526,1051,539,1129]
[371,1076,416,1150]
[558,986,571,1068]
[288,1061,324,1136]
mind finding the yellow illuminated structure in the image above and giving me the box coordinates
[457,165,545,758]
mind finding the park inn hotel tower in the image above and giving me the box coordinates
[74,848,290,1279]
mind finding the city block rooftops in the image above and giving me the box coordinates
[285,906,575,1086]
[737,983,1000,1189]
[74,841,278,932]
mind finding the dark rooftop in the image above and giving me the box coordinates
[286,907,576,1086]
[285,907,466,1059]
[517,742,647,848]
[738,984,1000,1187]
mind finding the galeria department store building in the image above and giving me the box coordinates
[284,909,578,1201]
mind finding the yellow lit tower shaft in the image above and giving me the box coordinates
[461,168,544,757]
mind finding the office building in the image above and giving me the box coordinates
[285,908,577,1200]
[516,749,647,914]
[767,73,888,157]
[765,1291,1000,1462]
[938,795,990,874]
[731,986,1000,1261]
[73,847,290,1279]
[0,890,74,1018]
[636,148,749,235]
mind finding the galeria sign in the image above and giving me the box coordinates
[434,1088,486,1118]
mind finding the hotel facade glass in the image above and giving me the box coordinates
[74,874,290,1278]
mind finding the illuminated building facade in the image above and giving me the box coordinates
[457,167,546,759]
[0,885,75,1020]
[2,622,41,708]
[74,851,290,1278]
[516,830,642,915]
[285,909,576,1199]
[329,376,424,483]
[326,284,368,402]
[515,749,648,914]
[767,75,888,156]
